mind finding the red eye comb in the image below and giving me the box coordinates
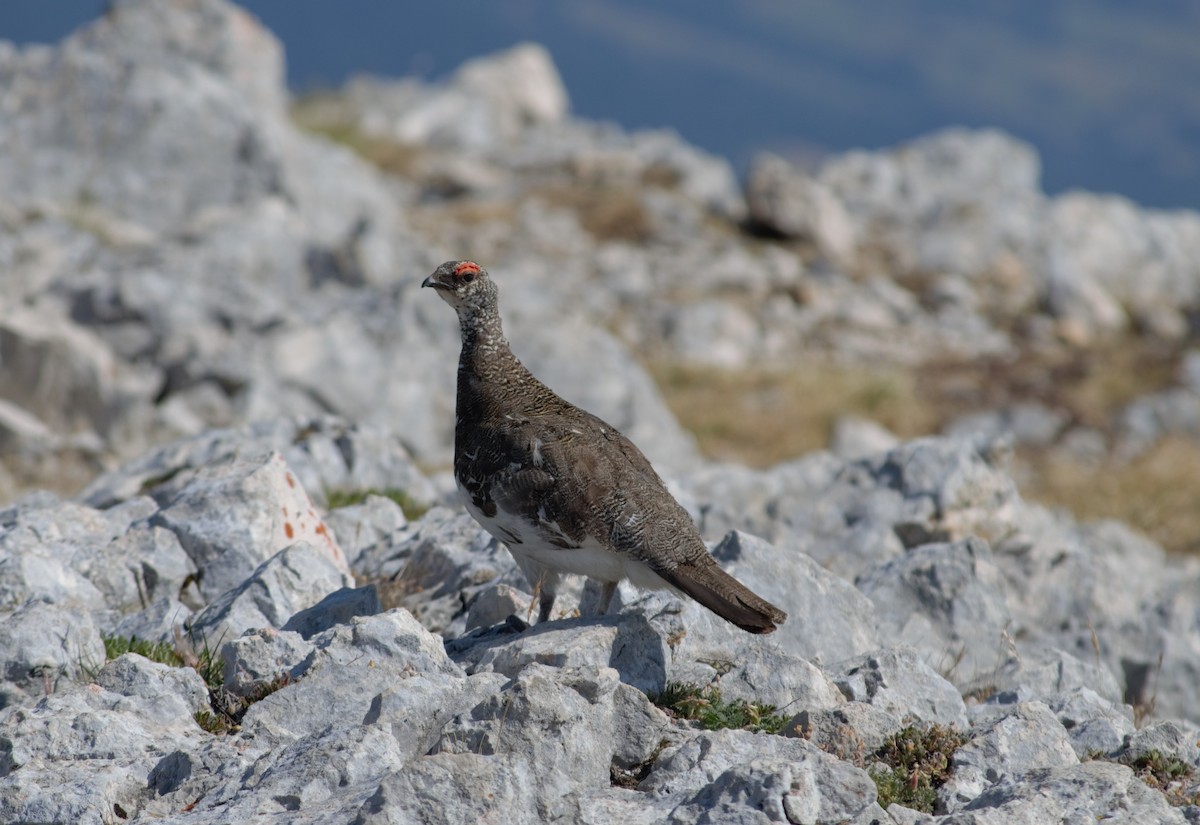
[454,261,481,277]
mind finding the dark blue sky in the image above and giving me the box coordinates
[4,1,1199,210]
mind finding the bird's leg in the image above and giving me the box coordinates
[537,589,556,624]
[526,568,557,625]
[596,581,618,616]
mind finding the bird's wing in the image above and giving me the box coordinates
[483,412,694,564]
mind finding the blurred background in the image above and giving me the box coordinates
[7,0,1200,210]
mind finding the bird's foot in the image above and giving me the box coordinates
[504,613,530,633]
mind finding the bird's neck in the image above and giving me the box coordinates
[455,307,539,420]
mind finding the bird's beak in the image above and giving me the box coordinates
[421,275,441,289]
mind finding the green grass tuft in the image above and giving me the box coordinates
[651,682,788,735]
[325,487,429,520]
[103,634,184,668]
[100,631,294,736]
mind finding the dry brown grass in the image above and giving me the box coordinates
[651,361,938,467]
[312,126,424,178]
[291,102,425,178]
[913,343,1182,429]
[1019,437,1200,555]
[533,185,655,243]
[650,342,1200,555]
[355,570,424,612]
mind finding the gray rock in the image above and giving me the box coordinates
[238,610,467,749]
[658,299,764,369]
[563,787,682,825]
[96,652,210,719]
[1152,576,1200,719]
[188,541,353,643]
[1181,350,1200,393]
[85,521,197,615]
[939,701,1079,813]
[641,727,831,798]
[1117,386,1200,458]
[465,583,533,631]
[0,0,420,483]
[745,152,858,265]
[857,538,1013,687]
[354,752,542,825]
[678,453,843,544]
[312,608,462,679]
[1045,687,1135,758]
[1118,721,1200,769]
[220,627,314,697]
[666,755,879,825]
[110,595,195,644]
[673,531,880,672]
[1040,192,1200,340]
[716,647,847,713]
[201,724,408,821]
[0,397,103,504]
[641,727,882,824]
[151,451,351,602]
[0,678,210,824]
[0,301,156,442]
[0,494,184,613]
[785,701,906,760]
[0,598,105,709]
[0,0,398,260]
[351,43,568,150]
[609,680,679,772]
[760,436,1018,583]
[854,436,1020,548]
[887,805,936,825]
[323,494,408,570]
[992,515,1170,638]
[829,415,902,461]
[950,761,1188,824]
[820,128,1044,313]
[987,645,1124,706]
[462,614,669,695]
[82,417,436,516]
[281,585,381,639]
[944,403,1069,449]
[370,506,525,637]
[435,664,662,819]
[833,648,969,729]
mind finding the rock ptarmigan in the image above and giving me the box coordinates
[423,260,787,634]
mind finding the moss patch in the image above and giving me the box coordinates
[651,682,788,735]
[196,673,294,735]
[869,724,967,813]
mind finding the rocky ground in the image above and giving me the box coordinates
[2,1,1200,823]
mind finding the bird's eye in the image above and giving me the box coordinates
[460,272,475,283]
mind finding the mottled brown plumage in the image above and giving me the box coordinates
[423,260,787,634]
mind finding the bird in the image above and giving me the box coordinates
[423,260,787,634]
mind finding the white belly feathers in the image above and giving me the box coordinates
[456,479,671,590]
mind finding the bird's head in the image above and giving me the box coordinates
[422,260,497,317]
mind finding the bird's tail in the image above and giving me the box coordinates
[665,560,787,634]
